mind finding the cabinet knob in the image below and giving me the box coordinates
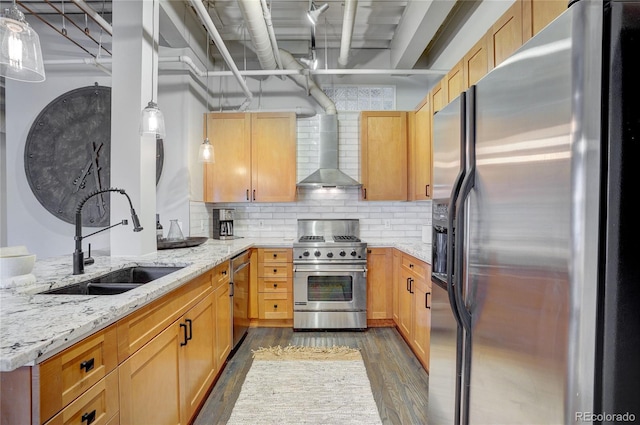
[80,358,95,373]
[273,253,278,258]
[273,283,278,288]
[274,304,278,309]
[82,410,97,425]
[222,270,227,275]
[273,268,277,273]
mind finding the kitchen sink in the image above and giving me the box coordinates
[40,266,185,295]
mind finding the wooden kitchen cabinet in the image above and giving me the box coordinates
[360,111,408,201]
[366,248,394,323]
[203,112,296,203]
[409,97,432,201]
[255,248,293,322]
[522,0,566,42]
[463,34,490,88]
[394,251,432,372]
[446,60,464,103]
[430,80,446,115]
[213,265,232,368]
[488,0,524,69]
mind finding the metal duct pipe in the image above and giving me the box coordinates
[279,49,336,115]
[188,0,253,108]
[260,0,284,74]
[237,0,277,70]
[338,0,357,69]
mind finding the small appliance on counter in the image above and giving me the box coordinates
[212,208,235,240]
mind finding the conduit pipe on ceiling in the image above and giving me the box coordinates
[70,0,113,35]
[237,0,277,71]
[279,49,336,115]
[338,0,357,69]
[188,0,253,109]
[260,0,284,76]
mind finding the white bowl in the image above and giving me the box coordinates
[0,254,36,279]
[0,246,29,258]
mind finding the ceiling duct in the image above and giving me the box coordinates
[338,0,357,68]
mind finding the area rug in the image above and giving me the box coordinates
[226,345,383,425]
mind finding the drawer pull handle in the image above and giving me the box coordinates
[426,292,431,309]
[273,283,278,288]
[180,323,188,346]
[273,253,277,258]
[273,268,277,273]
[186,318,193,341]
[82,410,96,425]
[222,270,227,275]
[80,358,94,373]
[274,304,278,309]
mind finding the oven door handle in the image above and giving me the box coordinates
[294,266,368,277]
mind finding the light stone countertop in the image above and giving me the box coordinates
[0,237,430,372]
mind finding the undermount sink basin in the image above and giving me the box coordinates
[40,266,185,295]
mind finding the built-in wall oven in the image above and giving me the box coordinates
[293,219,368,330]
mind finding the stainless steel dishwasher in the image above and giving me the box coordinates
[230,250,250,350]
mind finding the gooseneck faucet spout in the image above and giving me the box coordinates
[73,187,144,275]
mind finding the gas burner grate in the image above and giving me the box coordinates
[333,235,361,242]
[299,235,325,242]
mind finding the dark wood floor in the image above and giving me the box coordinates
[193,327,429,425]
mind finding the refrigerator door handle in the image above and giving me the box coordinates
[454,85,475,334]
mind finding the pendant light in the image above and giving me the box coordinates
[139,0,165,138]
[0,1,45,82]
[198,32,214,163]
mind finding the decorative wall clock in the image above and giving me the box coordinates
[24,83,164,227]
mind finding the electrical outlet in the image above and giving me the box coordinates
[384,219,391,229]
[259,220,264,228]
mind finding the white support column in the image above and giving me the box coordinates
[110,0,157,257]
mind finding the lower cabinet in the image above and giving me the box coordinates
[394,251,432,372]
[366,248,394,322]
[256,248,293,322]
[214,274,232,368]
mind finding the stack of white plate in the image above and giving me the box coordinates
[0,246,36,288]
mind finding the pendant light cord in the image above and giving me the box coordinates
[151,0,155,103]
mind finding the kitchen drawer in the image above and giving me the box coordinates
[401,255,427,279]
[37,325,117,424]
[213,261,230,289]
[259,264,290,279]
[258,292,292,319]
[43,370,118,425]
[257,248,292,264]
[258,277,292,293]
[117,272,212,362]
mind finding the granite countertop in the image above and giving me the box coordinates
[0,237,430,372]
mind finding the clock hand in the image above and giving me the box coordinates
[87,142,106,217]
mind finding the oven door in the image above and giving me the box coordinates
[293,263,367,312]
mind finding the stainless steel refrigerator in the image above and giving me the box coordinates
[429,1,640,423]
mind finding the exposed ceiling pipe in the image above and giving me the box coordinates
[260,0,284,76]
[338,0,357,69]
[279,49,336,115]
[188,0,253,110]
[70,0,113,35]
[237,0,277,71]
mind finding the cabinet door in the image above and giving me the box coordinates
[119,324,182,425]
[392,250,402,324]
[446,61,464,103]
[488,1,523,68]
[430,80,446,114]
[464,34,489,88]
[251,113,297,202]
[522,0,566,42]
[412,275,432,373]
[180,292,216,424]
[397,268,413,340]
[366,248,393,320]
[203,113,251,203]
[410,98,432,201]
[214,280,232,368]
[360,111,408,201]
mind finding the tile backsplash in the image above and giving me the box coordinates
[190,111,432,241]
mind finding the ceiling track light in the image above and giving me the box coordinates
[0,1,46,82]
[306,2,329,26]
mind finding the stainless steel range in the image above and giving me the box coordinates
[293,219,368,330]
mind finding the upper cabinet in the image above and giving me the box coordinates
[409,97,432,201]
[430,80,446,115]
[204,112,296,203]
[522,0,567,42]
[445,60,464,104]
[488,0,523,69]
[463,34,489,88]
[360,111,408,201]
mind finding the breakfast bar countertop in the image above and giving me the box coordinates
[0,238,429,372]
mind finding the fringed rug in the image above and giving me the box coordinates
[226,345,383,425]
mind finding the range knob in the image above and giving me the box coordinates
[326,252,334,258]
[350,250,357,257]
[303,251,310,257]
[314,250,321,257]
[339,250,346,257]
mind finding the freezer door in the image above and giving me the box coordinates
[464,3,601,424]
[432,95,463,201]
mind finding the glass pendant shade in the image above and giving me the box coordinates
[140,101,166,138]
[198,138,214,163]
[0,5,46,82]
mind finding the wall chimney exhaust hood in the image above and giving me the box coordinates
[297,115,362,188]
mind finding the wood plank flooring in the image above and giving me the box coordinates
[194,327,429,425]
